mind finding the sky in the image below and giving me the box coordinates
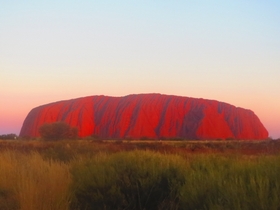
[1,0,279,138]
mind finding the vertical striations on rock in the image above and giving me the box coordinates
[19,94,268,140]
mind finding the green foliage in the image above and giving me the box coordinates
[180,155,280,210]
[39,122,78,140]
[70,152,280,210]
[70,151,186,210]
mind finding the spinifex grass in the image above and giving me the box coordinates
[0,151,71,210]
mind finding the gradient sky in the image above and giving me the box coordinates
[1,1,280,138]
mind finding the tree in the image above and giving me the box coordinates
[39,122,78,140]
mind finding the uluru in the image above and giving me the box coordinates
[19,94,268,140]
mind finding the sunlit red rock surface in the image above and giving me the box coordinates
[19,94,268,140]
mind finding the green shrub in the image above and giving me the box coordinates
[39,122,78,140]
[70,151,187,210]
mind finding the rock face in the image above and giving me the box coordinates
[20,94,268,140]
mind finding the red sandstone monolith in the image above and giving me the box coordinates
[19,94,268,140]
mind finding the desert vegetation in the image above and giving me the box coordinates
[0,139,280,210]
[39,122,78,140]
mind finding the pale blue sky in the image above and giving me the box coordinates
[1,1,280,137]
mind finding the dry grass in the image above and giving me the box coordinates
[0,151,71,210]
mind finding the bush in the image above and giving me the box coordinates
[70,151,187,210]
[39,122,78,140]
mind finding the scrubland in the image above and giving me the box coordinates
[0,139,280,210]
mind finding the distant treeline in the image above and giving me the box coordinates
[0,133,17,140]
